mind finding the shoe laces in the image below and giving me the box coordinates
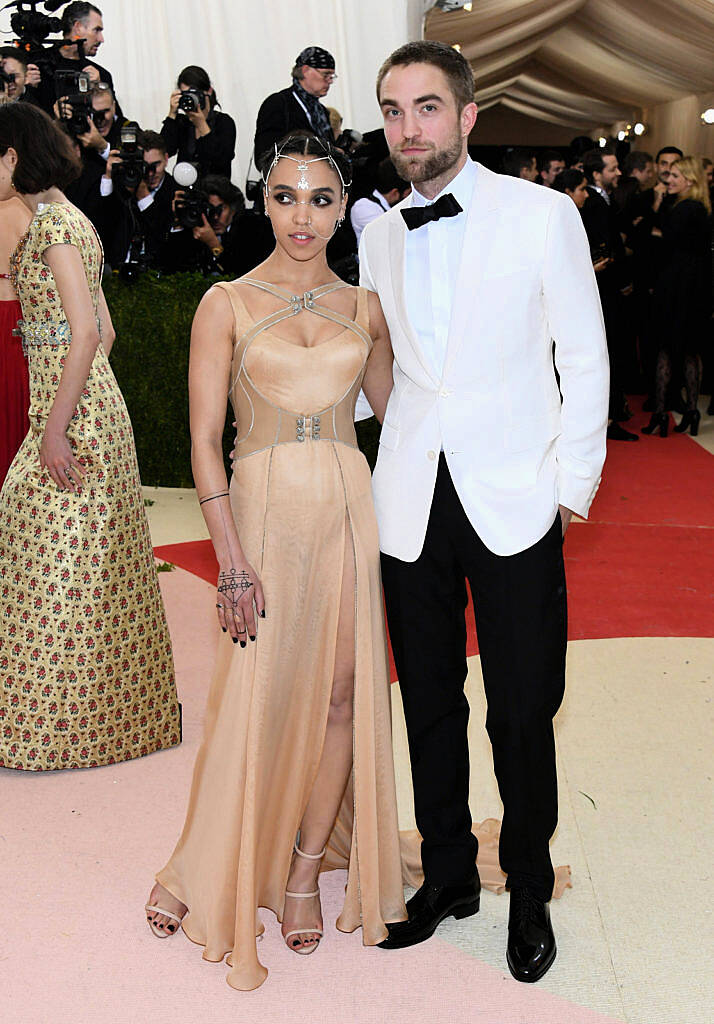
[511,886,541,925]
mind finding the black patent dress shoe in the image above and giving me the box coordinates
[378,877,480,950]
[607,422,639,441]
[506,887,556,983]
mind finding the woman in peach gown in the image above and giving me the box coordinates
[145,133,407,990]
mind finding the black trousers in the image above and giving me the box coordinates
[381,456,567,901]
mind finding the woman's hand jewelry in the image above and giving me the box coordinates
[215,563,265,647]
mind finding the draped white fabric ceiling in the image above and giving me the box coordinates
[424,0,714,134]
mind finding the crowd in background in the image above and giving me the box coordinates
[1,2,712,435]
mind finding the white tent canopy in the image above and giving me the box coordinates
[424,0,714,156]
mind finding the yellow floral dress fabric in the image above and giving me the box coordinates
[0,202,181,770]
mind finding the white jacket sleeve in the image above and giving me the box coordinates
[542,194,609,518]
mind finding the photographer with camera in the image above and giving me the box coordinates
[161,66,235,179]
[164,172,272,276]
[27,2,117,116]
[254,46,337,163]
[55,2,113,88]
[0,48,42,107]
[98,129,175,273]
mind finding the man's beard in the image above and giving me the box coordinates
[391,128,463,185]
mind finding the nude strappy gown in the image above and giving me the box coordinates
[156,279,407,991]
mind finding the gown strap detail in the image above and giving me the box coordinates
[240,278,295,303]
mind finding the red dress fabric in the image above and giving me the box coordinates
[0,298,29,489]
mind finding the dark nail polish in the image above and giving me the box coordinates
[240,640,246,648]
[232,637,238,644]
[221,627,226,633]
[168,925,175,932]
[260,610,265,618]
[249,635,256,642]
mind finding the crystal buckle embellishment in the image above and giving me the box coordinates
[295,414,321,442]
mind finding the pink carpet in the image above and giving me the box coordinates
[5,401,713,1021]
[2,568,623,1024]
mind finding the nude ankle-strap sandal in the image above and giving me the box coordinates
[283,842,326,955]
[145,903,184,938]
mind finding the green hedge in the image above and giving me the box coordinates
[105,270,381,486]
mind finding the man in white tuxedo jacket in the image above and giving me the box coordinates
[359,42,609,981]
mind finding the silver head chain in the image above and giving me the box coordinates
[263,139,350,199]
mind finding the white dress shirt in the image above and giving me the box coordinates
[405,157,477,377]
[351,190,391,246]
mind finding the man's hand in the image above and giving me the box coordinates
[559,505,573,537]
[77,116,107,152]
[103,149,121,180]
[54,96,71,120]
[82,65,100,84]
[25,63,41,87]
[193,214,219,249]
[592,256,612,273]
[653,182,667,211]
[136,179,151,201]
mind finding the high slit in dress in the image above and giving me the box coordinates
[156,278,407,991]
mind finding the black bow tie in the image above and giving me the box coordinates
[401,193,463,230]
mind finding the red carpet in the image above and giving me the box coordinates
[155,401,714,676]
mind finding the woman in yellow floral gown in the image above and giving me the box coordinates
[0,104,180,770]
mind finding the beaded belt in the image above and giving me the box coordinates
[13,317,101,356]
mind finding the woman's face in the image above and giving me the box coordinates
[667,164,692,196]
[0,147,18,202]
[265,155,347,263]
[566,177,589,209]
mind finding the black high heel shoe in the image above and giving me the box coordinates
[641,412,669,437]
[673,409,700,436]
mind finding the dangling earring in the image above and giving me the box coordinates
[10,177,17,192]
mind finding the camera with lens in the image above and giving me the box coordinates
[111,123,146,192]
[54,69,93,136]
[9,1,62,50]
[177,88,205,115]
[174,188,211,229]
[0,66,17,93]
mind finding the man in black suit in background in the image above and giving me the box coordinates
[98,130,176,272]
[253,46,337,164]
[581,146,638,441]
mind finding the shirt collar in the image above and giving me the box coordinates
[592,184,611,205]
[411,155,477,210]
[373,189,391,212]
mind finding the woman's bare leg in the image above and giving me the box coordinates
[282,525,356,951]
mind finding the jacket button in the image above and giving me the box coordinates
[427,450,437,461]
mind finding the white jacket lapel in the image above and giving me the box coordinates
[388,214,440,386]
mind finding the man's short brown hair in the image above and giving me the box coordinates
[139,130,168,155]
[376,40,475,112]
